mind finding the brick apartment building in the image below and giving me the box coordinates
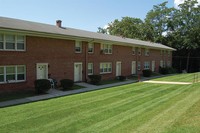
[0,17,175,91]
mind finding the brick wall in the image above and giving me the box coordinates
[0,35,172,92]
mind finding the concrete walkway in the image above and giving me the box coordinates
[143,80,192,85]
[0,79,137,108]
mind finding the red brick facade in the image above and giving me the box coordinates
[0,35,172,92]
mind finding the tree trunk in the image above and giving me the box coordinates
[186,51,191,73]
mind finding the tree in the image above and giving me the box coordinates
[168,0,200,72]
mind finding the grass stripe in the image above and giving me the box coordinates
[133,85,200,133]
[80,85,188,133]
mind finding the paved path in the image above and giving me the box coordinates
[0,80,137,108]
[143,80,192,85]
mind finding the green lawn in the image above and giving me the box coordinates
[0,73,200,133]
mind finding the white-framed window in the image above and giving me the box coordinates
[0,34,25,51]
[138,48,141,56]
[167,61,171,67]
[75,41,82,53]
[144,61,150,69]
[132,47,135,55]
[160,60,164,67]
[137,61,141,70]
[88,63,93,75]
[0,65,26,83]
[88,43,94,53]
[100,62,112,74]
[0,34,4,50]
[168,51,171,57]
[145,48,150,56]
[101,44,112,54]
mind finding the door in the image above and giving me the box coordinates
[116,62,121,76]
[36,63,48,79]
[152,61,155,72]
[132,61,136,74]
[74,63,82,82]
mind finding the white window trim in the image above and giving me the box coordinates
[88,63,93,75]
[88,43,94,53]
[137,62,141,71]
[75,40,82,53]
[0,33,26,51]
[0,65,26,84]
[145,48,150,56]
[138,48,141,56]
[101,44,112,54]
[144,61,150,70]
[132,47,135,55]
[100,62,112,74]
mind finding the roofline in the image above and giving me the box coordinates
[0,27,176,51]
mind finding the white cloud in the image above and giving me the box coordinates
[174,0,200,8]
[103,24,109,29]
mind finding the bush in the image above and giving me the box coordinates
[60,79,74,90]
[88,75,102,85]
[142,69,152,77]
[117,76,126,81]
[159,67,176,75]
[34,79,51,94]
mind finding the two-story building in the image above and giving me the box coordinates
[0,17,175,92]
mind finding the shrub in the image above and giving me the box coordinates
[117,76,126,81]
[60,79,74,90]
[142,69,152,77]
[88,75,102,85]
[34,79,51,94]
[159,67,176,75]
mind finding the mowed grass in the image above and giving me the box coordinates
[152,72,200,82]
[0,74,200,133]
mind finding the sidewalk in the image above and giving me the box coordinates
[0,79,137,108]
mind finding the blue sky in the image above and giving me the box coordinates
[0,0,175,32]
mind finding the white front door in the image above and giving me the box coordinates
[36,63,48,79]
[132,61,136,74]
[152,61,155,72]
[116,62,121,76]
[74,63,82,82]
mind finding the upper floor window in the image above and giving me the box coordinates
[88,63,93,75]
[75,41,82,53]
[88,43,94,53]
[101,44,112,54]
[137,62,141,70]
[138,48,141,56]
[145,48,150,56]
[0,34,25,51]
[0,65,26,83]
[168,51,171,56]
[100,62,112,74]
[144,61,150,69]
[132,47,135,55]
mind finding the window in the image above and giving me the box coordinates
[137,62,141,70]
[101,44,112,54]
[88,43,94,53]
[168,51,171,56]
[0,34,3,49]
[132,47,135,55]
[88,63,93,75]
[160,60,164,67]
[145,49,150,56]
[75,41,82,53]
[0,65,26,83]
[0,67,4,82]
[144,61,150,69]
[0,34,25,51]
[100,63,112,74]
[138,48,141,56]
[167,61,171,67]
[6,35,15,50]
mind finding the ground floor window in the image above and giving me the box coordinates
[100,63,112,74]
[137,62,141,70]
[160,60,164,67]
[0,65,26,83]
[88,63,93,75]
[144,61,150,69]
